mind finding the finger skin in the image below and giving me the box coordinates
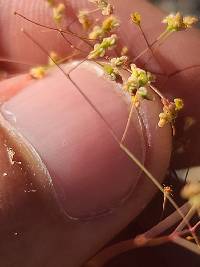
[1,0,200,139]
[0,0,195,265]
[0,61,171,266]
[1,0,198,265]
[0,0,80,72]
[0,73,32,103]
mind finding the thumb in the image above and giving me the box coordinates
[0,60,171,266]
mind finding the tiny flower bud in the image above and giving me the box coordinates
[89,26,104,40]
[131,94,140,107]
[163,12,184,32]
[110,56,128,67]
[102,16,120,33]
[121,46,128,56]
[181,182,200,210]
[137,87,151,100]
[89,0,113,15]
[123,76,139,95]
[101,3,113,16]
[100,34,117,48]
[131,12,141,25]
[30,66,47,79]
[78,10,92,30]
[103,64,119,81]
[163,12,198,32]
[130,64,155,87]
[53,3,65,25]
[89,16,119,40]
[183,16,199,28]
[158,98,184,127]
[48,51,60,66]
[174,98,184,111]
[46,0,55,6]
[88,34,117,59]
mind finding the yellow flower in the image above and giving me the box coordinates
[130,64,155,87]
[163,12,198,32]
[89,16,119,40]
[30,66,47,79]
[174,98,184,111]
[123,75,139,95]
[131,94,140,107]
[89,0,113,15]
[121,46,128,56]
[78,10,92,30]
[103,64,119,81]
[131,12,141,25]
[158,98,184,127]
[110,56,128,67]
[182,182,200,210]
[88,34,118,59]
[163,12,184,32]
[46,0,54,6]
[89,26,104,40]
[53,3,65,24]
[48,51,60,66]
[102,16,120,33]
[101,3,113,16]
[183,16,199,28]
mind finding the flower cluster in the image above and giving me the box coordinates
[103,56,128,80]
[78,10,93,30]
[124,64,154,99]
[103,64,119,81]
[162,12,198,32]
[182,182,200,212]
[89,16,119,39]
[110,56,128,67]
[88,34,117,59]
[89,0,113,16]
[158,98,184,127]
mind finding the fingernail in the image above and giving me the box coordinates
[0,61,147,220]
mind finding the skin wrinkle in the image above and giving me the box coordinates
[168,64,200,78]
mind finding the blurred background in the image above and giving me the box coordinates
[151,0,200,18]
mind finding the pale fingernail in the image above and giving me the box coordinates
[0,61,147,220]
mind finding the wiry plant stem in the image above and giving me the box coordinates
[121,102,134,143]
[133,29,170,63]
[172,236,200,255]
[84,203,198,267]
[174,207,196,233]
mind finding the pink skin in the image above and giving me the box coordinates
[0,60,171,267]
[1,0,200,167]
[0,0,199,266]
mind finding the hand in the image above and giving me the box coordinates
[0,1,199,266]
